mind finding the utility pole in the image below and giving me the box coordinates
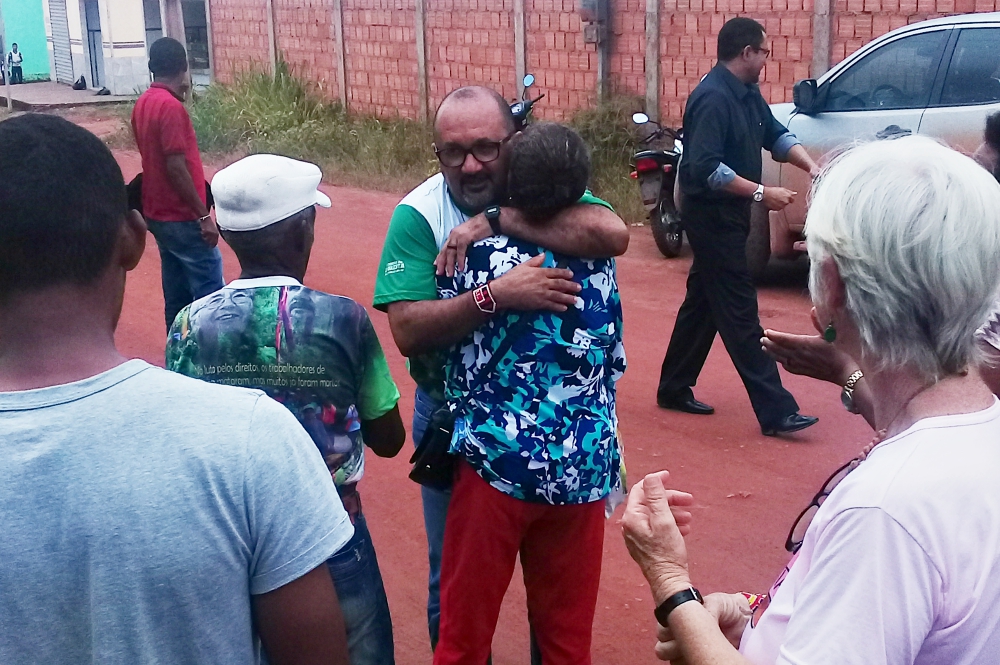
[0,1,11,111]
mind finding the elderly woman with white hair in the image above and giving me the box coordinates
[622,135,1000,665]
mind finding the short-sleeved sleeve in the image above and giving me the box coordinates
[776,508,938,665]
[357,314,401,421]
[373,204,440,311]
[244,395,354,595]
[578,190,615,211]
[158,100,195,156]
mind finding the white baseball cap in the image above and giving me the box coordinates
[212,154,332,232]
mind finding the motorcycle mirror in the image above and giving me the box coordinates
[523,74,535,88]
[632,112,650,125]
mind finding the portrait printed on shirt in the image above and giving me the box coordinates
[167,285,373,485]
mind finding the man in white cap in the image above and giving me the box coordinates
[167,154,406,665]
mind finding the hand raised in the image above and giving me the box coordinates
[621,471,695,605]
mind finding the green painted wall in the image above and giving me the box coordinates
[1,0,50,81]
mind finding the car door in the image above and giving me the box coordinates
[918,25,1000,156]
[779,27,952,232]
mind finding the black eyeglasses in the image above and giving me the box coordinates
[434,134,514,168]
[784,458,861,553]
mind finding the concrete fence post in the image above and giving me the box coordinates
[333,0,347,107]
[265,0,277,73]
[514,0,526,98]
[644,0,659,121]
[812,0,832,77]
[414,0,428,122]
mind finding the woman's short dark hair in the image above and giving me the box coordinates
[717,17,766,61]
[148,37,188,77]
[507,122,591,222]
[0,114,126,299]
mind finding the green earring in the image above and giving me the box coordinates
[823,322,837,343]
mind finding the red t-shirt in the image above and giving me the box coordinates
[131,83,206,222]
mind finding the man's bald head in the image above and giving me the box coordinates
[434,86,516,138]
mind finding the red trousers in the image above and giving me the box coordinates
[433,460,606,665]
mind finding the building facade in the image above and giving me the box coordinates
[43,0,211,94]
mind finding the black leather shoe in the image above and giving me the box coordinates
[762,413,819,437]
[657,395,715,415]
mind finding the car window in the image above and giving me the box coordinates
[939,28,1000,106]
[823,30,948,112]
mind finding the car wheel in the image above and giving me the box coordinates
[746,202,771,281]
[651,199,683,258]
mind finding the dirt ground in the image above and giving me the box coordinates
[97,112,872,663]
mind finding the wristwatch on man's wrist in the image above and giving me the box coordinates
[654,587,704,626]
[841,369,864,414]
[484,205,502,236]
[752,184,765,203]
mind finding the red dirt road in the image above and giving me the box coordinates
[111,148,872,664]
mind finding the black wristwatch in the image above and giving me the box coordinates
[484,205,502,236]
[654,587,704,626]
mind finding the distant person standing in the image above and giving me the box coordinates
[132,37,223,330]
[656,17,821,437]
[7,43,23,84]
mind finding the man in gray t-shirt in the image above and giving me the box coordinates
[0,114,353,664]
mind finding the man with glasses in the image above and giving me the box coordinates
[373,85,628,652]
[656,17,822,437]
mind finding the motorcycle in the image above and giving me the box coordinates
[511,74,545,130]
[630,112,684,258]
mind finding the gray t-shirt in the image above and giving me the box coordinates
[0,360,354,664]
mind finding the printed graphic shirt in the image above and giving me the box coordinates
[167,276,400,487]
[437,236,626,505]
[373,172,613,401]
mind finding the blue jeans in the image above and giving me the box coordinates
[412,387,451,648]
[327,509,395,665]
[147,220,225,331]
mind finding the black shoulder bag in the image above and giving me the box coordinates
[408,310,535,490]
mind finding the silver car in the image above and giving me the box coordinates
[754,12,1000,277]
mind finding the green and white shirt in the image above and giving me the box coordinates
[373,173,613,400]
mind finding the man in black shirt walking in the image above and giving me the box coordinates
[657,17,820,436]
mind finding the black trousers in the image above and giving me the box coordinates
[10,66,22,84]
[657,196,798,427]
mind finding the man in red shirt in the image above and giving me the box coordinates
[131,37,223,330]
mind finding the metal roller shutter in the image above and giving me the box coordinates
[48,0,74,84]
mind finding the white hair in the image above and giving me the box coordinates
[806,135,1000,380]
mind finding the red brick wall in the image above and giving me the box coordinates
[426,0,518,114]
[273,0,340,99]
[209,0,1000,125]
[658,0,814,123]
[611,0,648,101]
[209,0,272,83]
[831,0,999,65]
[526,0,597,120]
[343,0,421,118]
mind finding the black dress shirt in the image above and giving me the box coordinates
[679,64,794,201]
